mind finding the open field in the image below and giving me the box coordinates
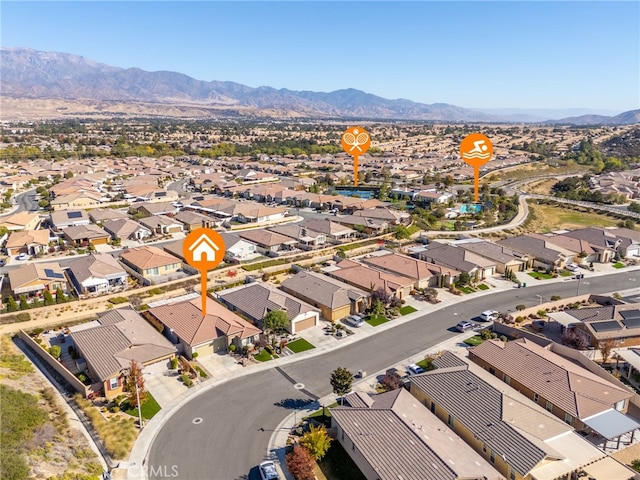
[485,161,590,182]
[524,177,560,195]
[521,202,621,233]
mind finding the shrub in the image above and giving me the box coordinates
[515,304,526,311]
[148,288,163,296]
[228,344,237,353]
[170,358,179,370]
[479,329,492,340]
[499,335,508,342]
[108,297,129,305]
[550,295,561,301]
[515,316,524,323]
[49,345,62,359]
[191,352,199,359]
[195,366,208,378]
[31,327,44,337]
[286,445,315,480]
[180,374,193,387]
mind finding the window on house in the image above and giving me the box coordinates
[430,401,436,414]
[546,401,553,412]
[564,413,573,425]
[533,393,539,403]
[510,468,516,480]
[109,377,118,390]
[615,399,626,411]
[490,451,495,464]
[489,367,496,375]
[503,374,511,385]
[482,443,488,453]
[150,267,159,275]
[447,414,454,427]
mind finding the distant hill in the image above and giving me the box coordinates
[547,109,640,126]
[0,47,494,121]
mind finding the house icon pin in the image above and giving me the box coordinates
[188,233,221,262]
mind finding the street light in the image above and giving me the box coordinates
[536,294,542,306]
[133,371,153,429]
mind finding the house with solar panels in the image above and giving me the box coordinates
[49,209,91,231]
[549,303,640,348]
[7,262,69,301]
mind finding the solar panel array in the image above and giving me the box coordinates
[44,268,65,279]
[67,211,83,219]
[621,310,640,329]
[591,321,623,333]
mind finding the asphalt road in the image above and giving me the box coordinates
[147,271,639,480]
[13,188,40,213]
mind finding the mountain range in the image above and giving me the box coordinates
[1,47,638,124]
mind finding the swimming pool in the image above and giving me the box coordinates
[460,204,482,214]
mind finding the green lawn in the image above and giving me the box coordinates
[476,284,489,290]
[399,305,417,315]
[416,357,435,371]
[559,270,573,277]
[463,335,485,346]
[305,402,339,426]
[317,441,367,480]
[457,286,475,294]
[254,349,278,362]
[366,314,389,327]
[613,262,625,269]
[124,392,161,420]
[527,271,553,280]
[286,338,315,353]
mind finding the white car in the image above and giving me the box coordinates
[16,253,28,261]
[259,461,279,480]
[407,363,426,375]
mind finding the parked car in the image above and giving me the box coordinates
[407,363,426,375]
[16,253,28,261]
[566,264,579,272]
[455,321,474,333]
[480,310,499,322]
[259,461,280,480]
[342,314,364,328]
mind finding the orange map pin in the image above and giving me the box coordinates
[182,228,226,316]
[341,126,371,186]
[460,133,493,202]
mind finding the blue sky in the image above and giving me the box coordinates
[2,1,638,112]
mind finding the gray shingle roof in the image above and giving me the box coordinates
[280,271,367,310]
[70,308,177,381]
[330,389,502,480]
[217,283,317,322]
[66,253,128,283]
[411,367,548,476]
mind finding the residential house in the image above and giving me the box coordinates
[267,225,326,250]
[5,229,50,256]
[361,252,459,288]
[497,235,570,271]
[469,338,635,432]
[453,239,527,275]
[610,228,640,258]
[144,294,261,359]
[410,352,606,480]
[238,229,298,256]
[119,246,182,283]
[330,388,502,480]
[174,210,217,232]
[7,262,68,300]
[549,303,640,348]
[351,207,411,226]
[218,232,258,262]
[131,201,180,218]
[49,210,91,231]
[62,224,111,247]
[333,215,388,234]
[66,253,130,297]
[414,190,454,205]
[138,215,184,235]
[409,241,496,281]
[300,218,356,243]
[280,271,368,322]
[88,208,130,224]
[102,218,153,242]
[50,191,104,210]
[326,259,414,300]
[234,204,287,224]
[0,211,41,231]
[71,308,177,400]
[217,283,320,334]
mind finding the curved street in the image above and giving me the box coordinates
[147,271,639,480]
